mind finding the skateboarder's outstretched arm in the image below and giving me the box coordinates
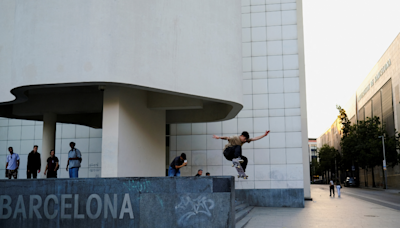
[212,135,229,140]
[248,131,270,142]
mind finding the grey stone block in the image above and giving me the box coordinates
[174,193,231,228]
[0,176,235,228]
[213,177,232,192]
[140,193,178,228]
[235,189,304,208]
[176,177,212,193]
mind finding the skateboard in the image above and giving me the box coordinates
[232,158,248,179]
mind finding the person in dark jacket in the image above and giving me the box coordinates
[27,145,41,179]
[168,153,187,177]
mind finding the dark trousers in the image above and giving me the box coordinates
[330,185,335,195]
[232,145,248,172]
[27,170,37,179]
[47,171,57,178]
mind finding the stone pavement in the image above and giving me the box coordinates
[238,185,400,228]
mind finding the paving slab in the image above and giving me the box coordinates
[241,185,400,228]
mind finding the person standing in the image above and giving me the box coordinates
[168,153,187,177]
[66,142,82,178]
[206,172,210,176]
[44,149,59,178]
[329,179,335,196]
[27,145,41,179]
[195,169,202,176]
[6,147,20,179]
[336,179,341,197]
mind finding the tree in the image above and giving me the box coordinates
[383,132,400,168]
[318,144,340,182]
[357,117,383,187]
[337,106,357,180]
[340,114,400,187]
[310,158,322,182]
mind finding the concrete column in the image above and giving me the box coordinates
[41,113,56,178]
[296,0,311,199]
[101,86,165,177]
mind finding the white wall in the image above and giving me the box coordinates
[0,0,243,118]
[0,117,102,179]
[0,0,309,190]
[169,0,307,191]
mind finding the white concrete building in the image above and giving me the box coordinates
[0,0,309,207]
[169,0,310,203]
[308,138,317,162]
[0,0,243,178]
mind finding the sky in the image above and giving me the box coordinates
[302,0,400,138]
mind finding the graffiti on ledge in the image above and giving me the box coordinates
[175,195,215,226]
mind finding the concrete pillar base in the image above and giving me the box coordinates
[41,113,56,178]
[101,86,166,177]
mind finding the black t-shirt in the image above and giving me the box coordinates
[170,156,184,170]
[47,156,59,172]
[195,174,201,177]
[27,151,41,170]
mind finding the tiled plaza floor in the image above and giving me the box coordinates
[242,185,400,228]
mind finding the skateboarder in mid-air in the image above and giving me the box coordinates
[213,131,270,174]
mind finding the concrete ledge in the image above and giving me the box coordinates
[235,189,304,208]
[0,177,235,228]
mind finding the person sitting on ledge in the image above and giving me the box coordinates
[195,169,202,176]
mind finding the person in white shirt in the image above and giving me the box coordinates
[336,179,341,197]
[329,179,335,196]
[66,142,82,178]
[6,147,20,179]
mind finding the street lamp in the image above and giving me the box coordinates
[378,135,388,189]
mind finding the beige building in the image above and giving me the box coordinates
[317,33,400,188]
[316,118,341,151]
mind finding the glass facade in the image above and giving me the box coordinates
[358,80,394,135]
[0,118,102,179]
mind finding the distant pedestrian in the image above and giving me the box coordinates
[44,150,59,178]
[168,153,187,177]
[27,145,41,179]
[195,169,203,176]
[206,172,210,176]
[329,179,335,196]
[6,147,20,179]
[66,142,82,178]
[336,179,341,197]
